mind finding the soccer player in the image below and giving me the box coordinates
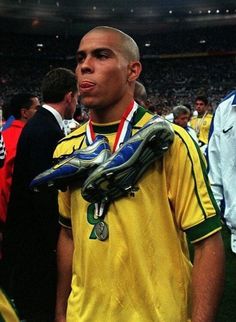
[190,95,212,153]
[53,26,224,322]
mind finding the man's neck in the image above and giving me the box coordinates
[44,102,64,118]
[19,117,27,124]
[90,101,134,124]
[198,110,208,118]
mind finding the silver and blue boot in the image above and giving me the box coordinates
[30,135,111,191]
[81,118,174,203]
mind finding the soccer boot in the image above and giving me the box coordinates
[81,119,174,203]
[30,135,111,191]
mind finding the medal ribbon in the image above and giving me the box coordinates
[194,110,208,137]
[85,100,138,220]
[85,100,138,152]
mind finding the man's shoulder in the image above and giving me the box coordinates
[22,111,44,131]
[25,109,60,135]
[134,108,156,128]
[218,90,236,112]
[205,113,213,120]
[172,123,189,137]
[189,116,197,123]
[171,123,198,150]
[54,123,87,157]
[212,91,236,126]
[220,90,236,104]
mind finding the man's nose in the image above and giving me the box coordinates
[80,56,94,74]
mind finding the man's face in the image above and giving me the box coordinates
[174,113,190,128]
[24,97,40,119]
[75,30,130,110]
[195,99,207,116]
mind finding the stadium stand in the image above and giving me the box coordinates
[1,25,235,121]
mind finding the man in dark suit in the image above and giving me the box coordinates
[1,68,78,322]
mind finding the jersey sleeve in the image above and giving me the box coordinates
[53,141,72,229]
[166,126,221,244]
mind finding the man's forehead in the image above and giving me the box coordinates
[84,28,120,38]
[79,30,121,48]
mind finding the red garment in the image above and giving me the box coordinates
[0,120,25,225]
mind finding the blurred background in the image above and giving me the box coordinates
[0,0,236,119]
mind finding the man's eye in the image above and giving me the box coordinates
[77,56,84,64]
[97,52,109,59]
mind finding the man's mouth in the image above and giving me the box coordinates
[80,81,96,91]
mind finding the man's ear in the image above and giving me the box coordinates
[127,61,142,82]
[65,91,73,103]
[20,108,28,119]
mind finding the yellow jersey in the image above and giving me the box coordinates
[190,113,213,145]
[54,107,221,322]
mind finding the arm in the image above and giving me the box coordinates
[55,226,74,322]
[191,231,225,322]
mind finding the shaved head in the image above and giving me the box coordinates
[84,26,140,61]
[76,25,142,122]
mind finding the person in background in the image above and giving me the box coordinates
[0,119,18,322]
[173,104,198,142]
[1,101,15,131]
[1,67,78,322]
[134,80,148,108]
[0,93,40,249]
[53,26,224,322]
[190,95,213,153]
[208,90,236,254]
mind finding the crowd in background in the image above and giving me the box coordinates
[1,25,236,123]
[1,55,235,120]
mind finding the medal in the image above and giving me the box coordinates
[94,221,109,241]
[86,100,138,241]
[86,100,138,152]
